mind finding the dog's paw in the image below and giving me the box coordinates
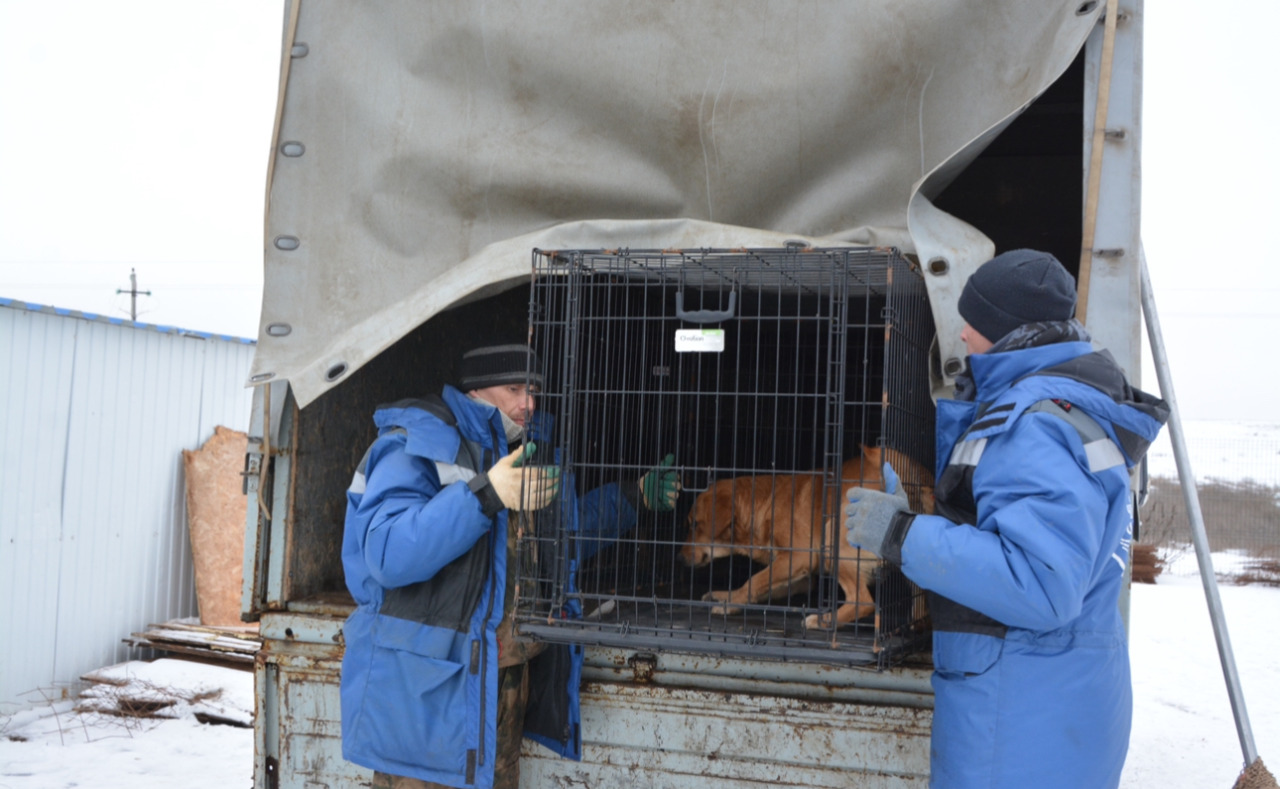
[702,590,740,615]
[804,612,832,630]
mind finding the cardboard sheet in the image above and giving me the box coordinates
[183,427,249,627]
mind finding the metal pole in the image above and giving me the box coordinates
[1139,247,1257,767]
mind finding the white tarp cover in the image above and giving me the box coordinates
[256,0,1102,407]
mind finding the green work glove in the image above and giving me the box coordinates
[639,454,680,512]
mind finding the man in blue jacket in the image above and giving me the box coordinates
[845,250,1168,788]
[340,344,679,789]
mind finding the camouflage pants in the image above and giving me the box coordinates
[371,662,529,789]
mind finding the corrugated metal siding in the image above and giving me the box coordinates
[0,301,257,710]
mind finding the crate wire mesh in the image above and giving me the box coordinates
[516,248,935,667]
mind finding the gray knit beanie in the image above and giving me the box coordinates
[958,249,1077,343]
[458,345,544,390]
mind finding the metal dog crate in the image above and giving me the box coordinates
[516,247,935,667]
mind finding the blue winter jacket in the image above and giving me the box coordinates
[895,338,1167,788]
[339,386,638,788]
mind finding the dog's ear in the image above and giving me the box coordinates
[708,481,736,536]
[685,491,708,533]
[687,481,732,535]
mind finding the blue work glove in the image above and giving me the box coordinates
[639,454,680,512]
[844,462,914,563]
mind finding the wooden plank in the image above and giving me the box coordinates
[123,618,261,667]
[124,641,255,666]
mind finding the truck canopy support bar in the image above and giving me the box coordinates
[1140,246,1261,773]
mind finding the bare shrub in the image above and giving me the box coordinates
[1130,543,1164,584]
[1,685,149,745]
[1233,558,1280,587]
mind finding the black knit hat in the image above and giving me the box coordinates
[458,345,544,390]
[958,249,1077,343]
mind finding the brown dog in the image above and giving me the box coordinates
[679,446,933,629]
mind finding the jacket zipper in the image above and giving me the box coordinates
[474,421,503,769]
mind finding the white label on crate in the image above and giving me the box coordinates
[675,329,725,352]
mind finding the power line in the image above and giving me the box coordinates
[5,283,258,290]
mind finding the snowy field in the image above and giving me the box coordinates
[1146,420,1280,485]
[2,579,1277,788]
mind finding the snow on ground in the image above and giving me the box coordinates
[0,710,252,789]
[75,659,253,726]
[0,660,253,789]
[2,580,1277,788]
[1124,579,1280,789]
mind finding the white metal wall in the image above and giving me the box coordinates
[0,300,256,710]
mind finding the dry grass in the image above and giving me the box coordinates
[1138,476,1280,585]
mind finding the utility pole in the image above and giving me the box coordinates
[116,268,152,321]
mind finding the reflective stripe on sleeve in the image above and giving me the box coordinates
[1085,439,1126,473]
[950,437,987,467]
[436,461,477,486]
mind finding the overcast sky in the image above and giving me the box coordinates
[1,1,1276,423]
[0,2,278,339]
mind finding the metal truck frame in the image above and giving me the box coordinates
[242,2,1145,786]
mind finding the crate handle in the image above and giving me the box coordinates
[675,291,736,324]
